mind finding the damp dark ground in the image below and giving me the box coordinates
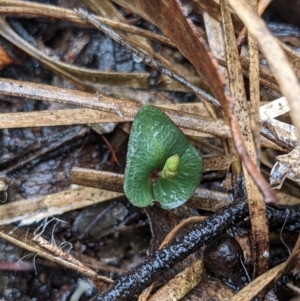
[1,0,300,300]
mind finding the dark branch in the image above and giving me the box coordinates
[96,200,248,301]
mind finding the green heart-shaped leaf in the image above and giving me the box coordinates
[124,105,203,209]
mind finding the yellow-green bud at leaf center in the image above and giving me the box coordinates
[158,154,180,179]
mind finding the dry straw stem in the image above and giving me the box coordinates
[248,0,261,160]
[0,109,129,129]
[70,167,233,212]
[187,187,233,211]
[84,0,126,21]
[0,108,211,138]
[228,0,300,145]
[286,283,300,295]
[0,225,112,285]
[0,78,231,138]
[0,103,284,151]
[32,234,97,271]
[260,97,290,119]
[0,186,123,226]
[202,10,237,182]
[221,0,268,277]
[70,168,125,193]
[1,103,213,130]
[0,103,286,151]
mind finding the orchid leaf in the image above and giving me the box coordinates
[124,105,203,209]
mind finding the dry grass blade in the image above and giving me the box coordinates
[70,168,125,193]
[0,109,129,129]
[0,225,112,286]
[0,107,214,139]
[0,186,123,226]
[187,187,233,211]
[84,0,125,20]
[221,0,269,276]
[228,0,300,145]
[203,11,226,74]
[0,102,208,130]
[0,78,231,138]
[202,9,234,180]
[0,100,286,150]
[202,155,236,171]
[248,0,261,160]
